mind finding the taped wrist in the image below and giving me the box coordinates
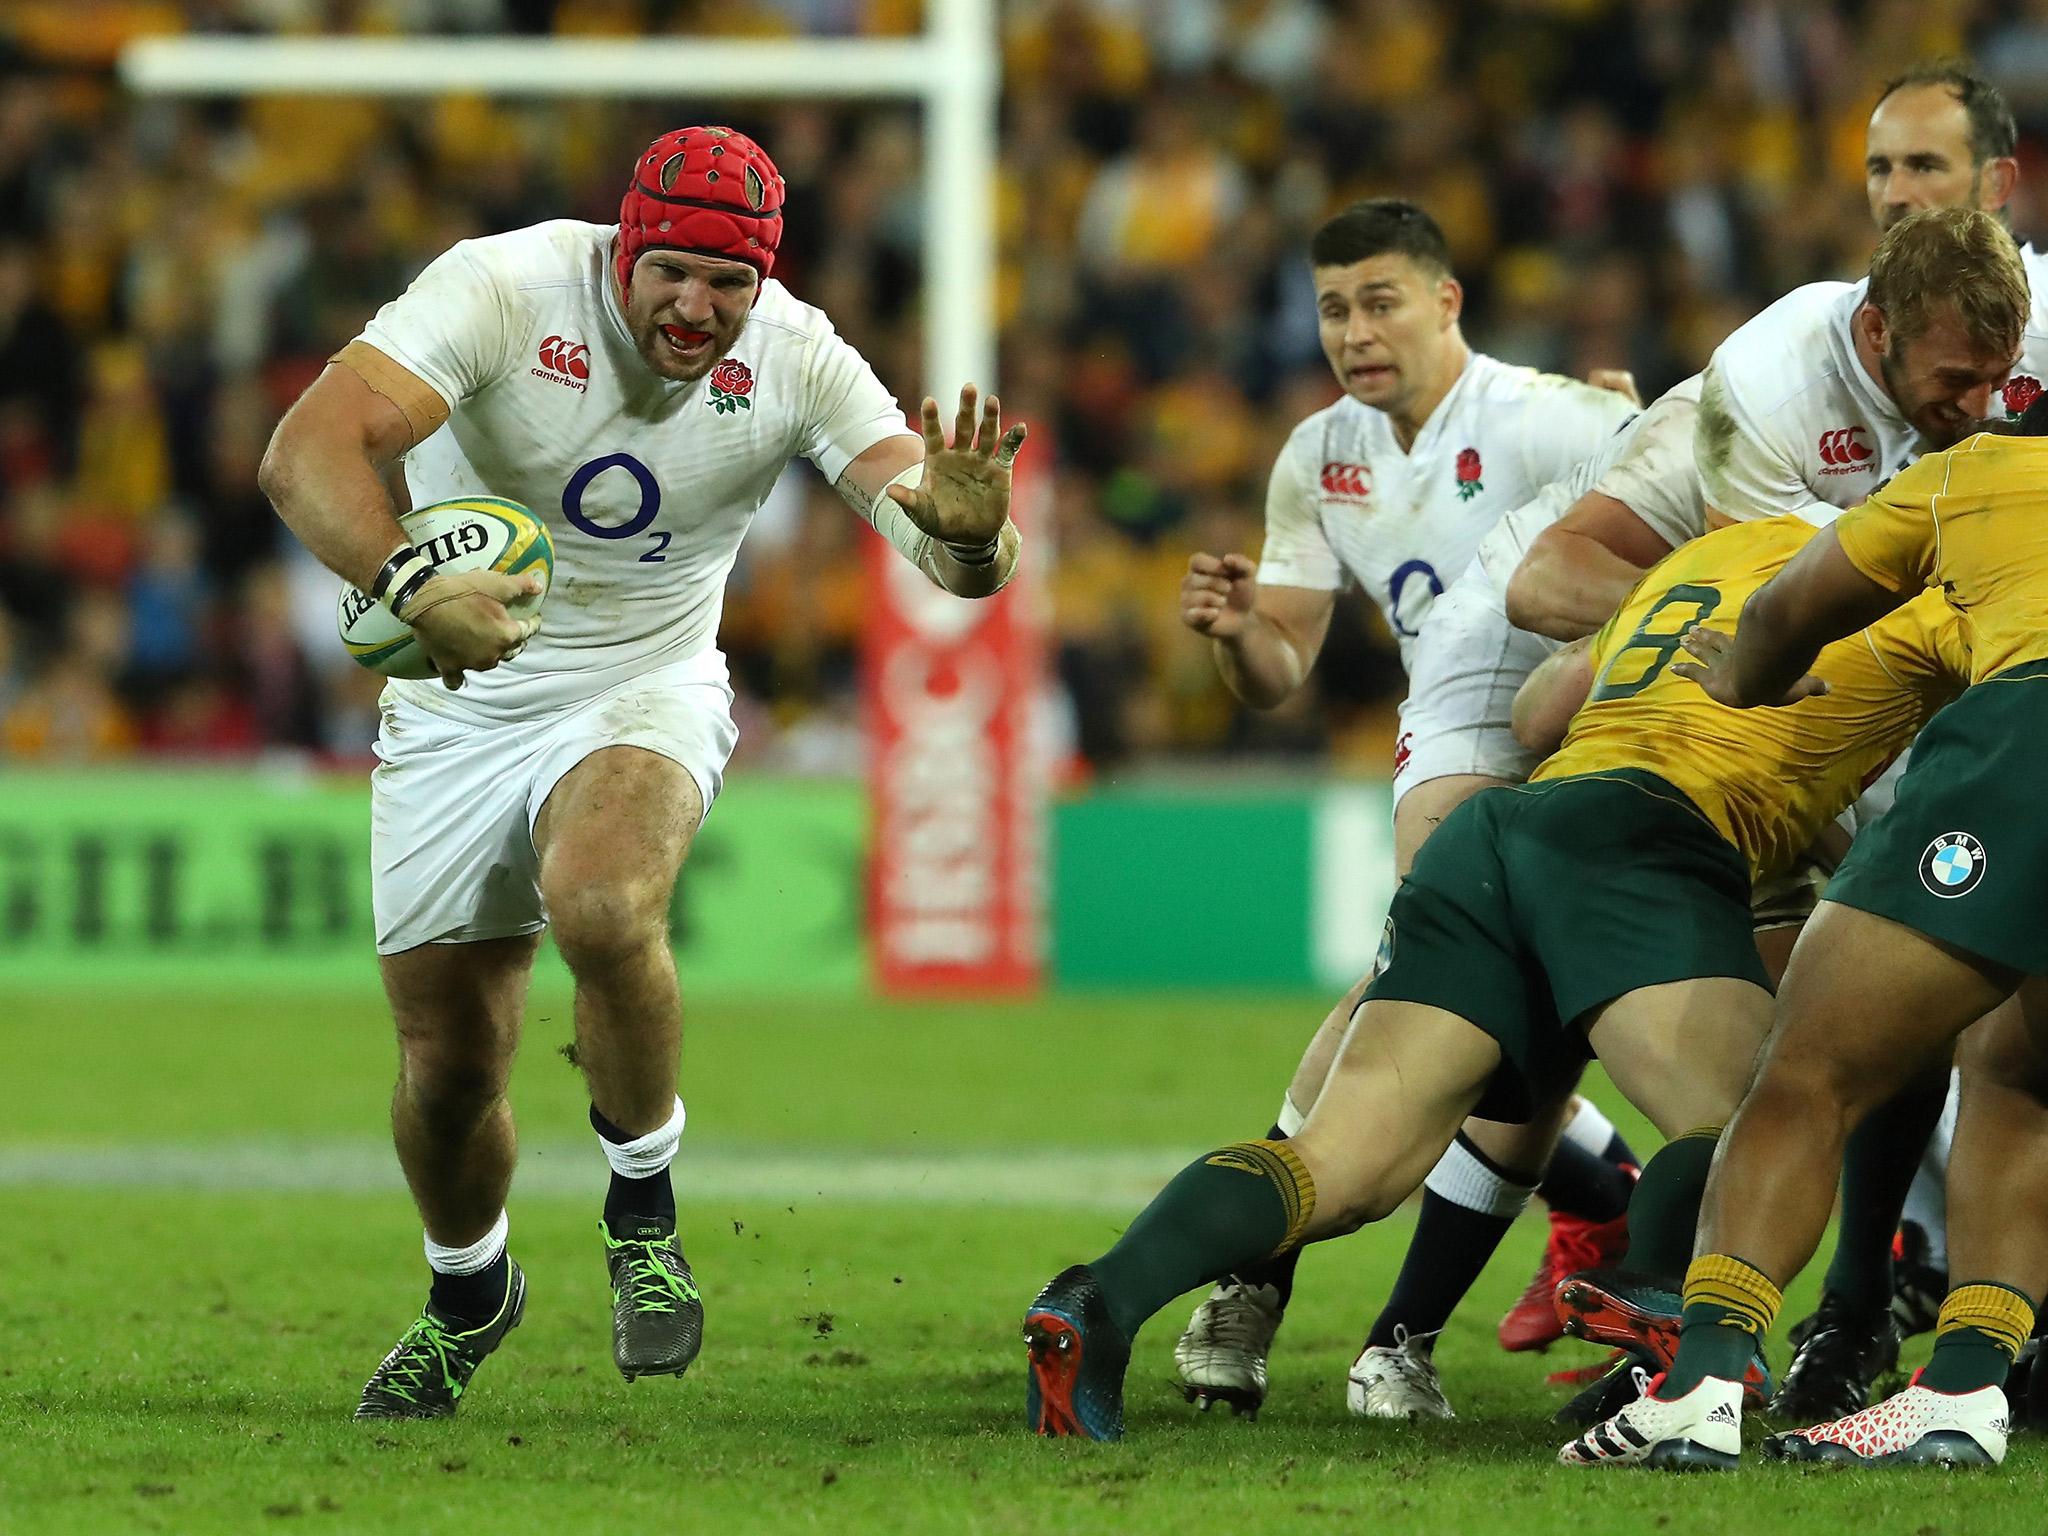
[943,532,1001,566]
[376,546,437,621]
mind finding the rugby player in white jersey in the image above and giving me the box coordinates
[1168,198,1636,1417]
[257,127,1026,1420]
[1550,206,2032,1443]
[1509,63,2048,1425]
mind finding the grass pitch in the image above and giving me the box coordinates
[1,984,2041,1534]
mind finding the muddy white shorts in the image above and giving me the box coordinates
[369,651,739,954]
[1392,575,1560,809]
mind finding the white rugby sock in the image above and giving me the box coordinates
[1275,1093,1308,1138]
[598,1095,687,1180]
[1424,1135,1537,1219]
[425,1210,509,1275]
[1559,1097,1617,1157]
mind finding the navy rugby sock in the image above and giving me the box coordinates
[593,1105,678,1228]
[1365,1186,1520,1350]
[1537,1139,1634,1225]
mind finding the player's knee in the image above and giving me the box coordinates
[1313,1183,1402,1238]
[546,877,670,969]
[398,1047,505,1131]
[1745,1046,1866,1127]
[1293,1140,1403,1235]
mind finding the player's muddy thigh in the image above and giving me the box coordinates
[1289,998,1503,1237]
[1584,976,1772,1138]
[535,744,706,1137]
[1695,901,2014,1286]
[378,931,543,1245]
[1947,978,2048,1296]
[1281,773,1513,1112]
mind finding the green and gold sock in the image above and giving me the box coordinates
[1663,1252,1782,1396]
[1920,1282,2035,1395]
[1088,1140,1317,1341]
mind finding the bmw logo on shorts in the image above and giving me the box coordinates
[1372,917,1396,979]
[1919,831,1987,898]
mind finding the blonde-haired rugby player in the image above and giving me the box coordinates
[1567,401,2048,1471]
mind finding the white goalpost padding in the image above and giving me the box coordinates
[118,2,998,400]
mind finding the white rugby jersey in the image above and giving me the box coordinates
[356,219,913,722]
[1467,373,1706,598]
[1699,260,2048,530]
[1257,353,1632,668]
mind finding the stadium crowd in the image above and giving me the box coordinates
[1,0,2043,774]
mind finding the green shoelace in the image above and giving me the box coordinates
[615,1242,699,1316]
[373,1314,465,1402]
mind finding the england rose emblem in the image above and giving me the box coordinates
[1454,446,1483,501]
[2004,374,2041,419]
[708,358,755,414]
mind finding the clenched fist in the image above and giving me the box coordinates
[1181,552,1258,639]
[399,569,544,690]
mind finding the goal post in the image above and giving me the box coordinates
[119,3,1048,999]
[117,5,997,403]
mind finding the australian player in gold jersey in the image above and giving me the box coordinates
[1015,515,1965,1442]
[1568,408,2048,1472]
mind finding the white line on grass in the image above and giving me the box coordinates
[0,1141,1196,1210]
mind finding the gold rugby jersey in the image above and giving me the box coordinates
[1533,515,1967,881]
[1836,430,2048,685]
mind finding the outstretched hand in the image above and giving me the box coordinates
[1671,624,1827,707]
[886,385,1028,550]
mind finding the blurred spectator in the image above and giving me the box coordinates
[1,2,2036,775]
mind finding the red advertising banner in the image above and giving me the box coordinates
[861,435,1046,995]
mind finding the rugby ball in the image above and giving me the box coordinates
[338,497,553,679]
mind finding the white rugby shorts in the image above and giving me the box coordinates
[369,651,739,954]
[1392,576,1560,808]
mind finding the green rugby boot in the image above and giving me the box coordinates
[1023,1265,1131,1440]
[355,1261,526,1420]
[603,1216,704,1381]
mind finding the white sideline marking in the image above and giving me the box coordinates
[0,1141,1195,1210]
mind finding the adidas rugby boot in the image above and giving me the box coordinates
[1763,1374,2007,1467]
[1024,1265,1131,1440]
[603,1216,704,1381]
[1558,1371,1743,1470]
[355,1260,526,1420]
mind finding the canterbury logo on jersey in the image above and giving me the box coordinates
[533,335,591,392]
[1816,425,1873,472]
[1320,461,1371,500]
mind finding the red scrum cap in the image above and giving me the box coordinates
[615,126,785,294]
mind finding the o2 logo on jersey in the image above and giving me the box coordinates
[563,452,670,562]
[534,335,590,392]
[1816,426,1873,475]
[1386,560,1443,638]
[1919,831,1986,899]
